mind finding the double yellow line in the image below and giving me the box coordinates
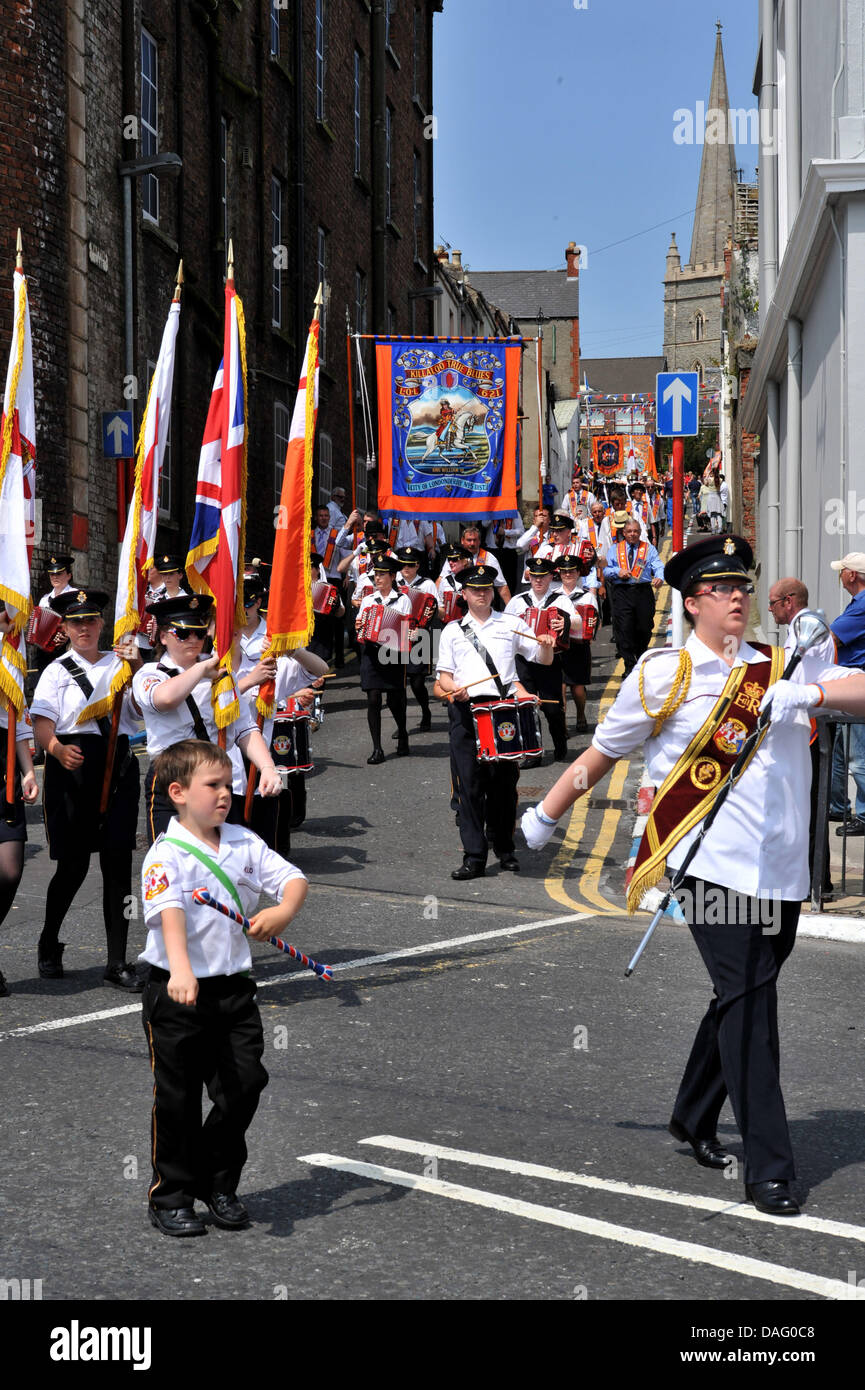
[544,544,672,916]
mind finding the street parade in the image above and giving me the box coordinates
[2,0,865,1356]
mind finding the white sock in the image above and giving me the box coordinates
[535,804,557,825]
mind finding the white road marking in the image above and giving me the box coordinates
[360,1135,865,1243]
[0,912,590,1042]
[298,1153,865,1300]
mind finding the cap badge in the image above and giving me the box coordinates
[723,538,735,555]
[77,591,87,602]
[190,597,199,609]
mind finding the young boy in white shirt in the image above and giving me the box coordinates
[140,739,308,1237]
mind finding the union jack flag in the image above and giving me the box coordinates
[187,278,248,726]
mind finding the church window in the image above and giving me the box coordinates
[694,313,705,342]
[691,361,704,384]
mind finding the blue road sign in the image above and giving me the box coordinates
[102,410,134,458]
[655,372,699,437]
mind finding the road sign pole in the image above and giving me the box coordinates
[671,438,685,647]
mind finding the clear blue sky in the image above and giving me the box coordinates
[433,0,760,362]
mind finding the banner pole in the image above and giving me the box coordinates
[346,315,357,511]
[535,327,544,508]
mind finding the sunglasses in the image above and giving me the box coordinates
[693,582,754,598]
[169,627,206,641]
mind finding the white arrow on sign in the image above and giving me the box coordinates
[662,377,692,433]
[106,415,130,452]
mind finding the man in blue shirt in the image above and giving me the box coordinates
[829,553,865,833]
[603,517,665,674]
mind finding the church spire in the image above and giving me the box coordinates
[688,23,737,268]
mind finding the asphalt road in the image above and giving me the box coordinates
[2,608,865,1341]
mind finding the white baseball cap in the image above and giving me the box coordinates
[830,552,865,574]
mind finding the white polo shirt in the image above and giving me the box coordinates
[32,654,140,736]
[593,631,857,899]
[436,612,542,698]
[139,816,306,977]
[132,659,256,793]
[237,618,268,678]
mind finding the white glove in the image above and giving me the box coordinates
[759,679,822,725]
[521,804,558,850]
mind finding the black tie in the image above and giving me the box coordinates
[628,546,635,568]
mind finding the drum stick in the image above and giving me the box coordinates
[192,888,332,980]
[445,673,504,702]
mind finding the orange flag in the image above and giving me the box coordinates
[257,297,321,717]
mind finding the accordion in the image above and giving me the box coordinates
[312,580,339,615]
[401,587,436,630]
[440,588,466,624]
[26,606,64,652]
[522,603,570,652]
[358,603,409,653]
[574,601,598,642]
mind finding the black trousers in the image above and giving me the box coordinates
[610,581,655,673]
[515,653,567,757]
[142,970,268,1209]
[671,876,799,1184]
[448,702,519,863]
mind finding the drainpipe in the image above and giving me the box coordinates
[759,0,778,319]
[786,0,801,222]
[830,206,848,564]
[766,379,781,637]
[785,318,802,575]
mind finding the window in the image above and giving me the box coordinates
[318,433,333,503]
[413,5,422,101]
[694,312,705,342]
[315,0,327,122]
[274,401,290,505]
[387,304,397,335]
[317,227,328,362]
[272,177,283,327]
[270,1,280,58]
[148,359,173,519]
[385,0,395,53]
[141,30,159,222]
[692,361,704,384]
[413,150,422,262]
[353,49,363,176]
[220,117,229,249]
[385,105,393,223]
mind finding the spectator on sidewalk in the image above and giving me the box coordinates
[828,553,865,835]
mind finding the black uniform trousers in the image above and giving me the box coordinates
[515,653,568,758]
[671,876,799,1184]
[610,580,655,674]
[448,701,518,863]
[142,969,268,1209]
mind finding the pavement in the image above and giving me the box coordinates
[2,586,865,1337]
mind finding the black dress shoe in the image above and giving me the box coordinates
[668,1119,733,1170]
[205,1192,250,1230]
[396,736,410,756]
[416,716,432,732]
[148,1205,207,1237]
[367,749,385,765]
[745,1180,800,1216]
[575,720,590,734]
[498,855,520,872]
[837,821,865,836]
[37,941,65,979]
[103,962,144,992]
[451,858,486,881]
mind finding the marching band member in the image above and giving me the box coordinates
[356,554,412,764]
[505,557,575,761]
[0,610,39,996]
[436,544,471,622]
[396,546,438,733]
[434,564,555,879]
[438,525,511,605]
[31,589,143,989]
[132,595,281,845]
[237,568,268,675]
[521,534,865,1216]
[556,553,599,734]
[32,553,75,674]
[313,504,351,666]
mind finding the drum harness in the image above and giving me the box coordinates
[458,618,507,700]
[156,661,211,742]
[59,656,135,781]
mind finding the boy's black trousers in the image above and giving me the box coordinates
[142,970,268,1209]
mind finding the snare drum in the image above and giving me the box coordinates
[270,710,313,774]
[470,697,544,766]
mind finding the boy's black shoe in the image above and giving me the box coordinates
[37,941,65,979]
[205,1193,250,1230]
[148,1206,207,1237]
[103,963,144,992]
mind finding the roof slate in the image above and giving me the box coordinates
[580,356,666,393]
[468,269,579,320]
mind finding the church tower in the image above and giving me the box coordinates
[663,23,737,387]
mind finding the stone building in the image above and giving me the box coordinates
[662,23,737,393]
[0,0,443,591]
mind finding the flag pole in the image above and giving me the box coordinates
[218,241,236,752]
[6,233,25,818]
[346,308,357,512]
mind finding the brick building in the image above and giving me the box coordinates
[0,0,443,592]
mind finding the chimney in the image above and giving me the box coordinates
[565,241,580,280]
[451,249,463,271]
[434,244,448,262]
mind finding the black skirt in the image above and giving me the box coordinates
[560,640,592,686]
[0,726,26,843]
[360,641,406,692]
[44,734,140,860]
